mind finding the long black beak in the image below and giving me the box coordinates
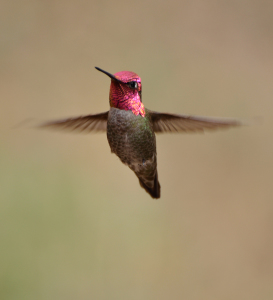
[95,67,121,82]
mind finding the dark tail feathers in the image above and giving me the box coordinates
[138,171,161,199]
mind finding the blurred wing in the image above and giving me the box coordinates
[149,111,241,133]
[39,111,108,133]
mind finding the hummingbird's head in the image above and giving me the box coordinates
[95,67,145,117]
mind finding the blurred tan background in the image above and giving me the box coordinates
[1,1,273,299]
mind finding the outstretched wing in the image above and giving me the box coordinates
[149,111,241,133]
[39,111,109,133]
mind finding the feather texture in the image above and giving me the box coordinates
[149,111,241,133]
[39,112,109,133]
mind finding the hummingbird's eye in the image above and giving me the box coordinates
[127,81,138,89]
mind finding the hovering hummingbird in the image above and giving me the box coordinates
[41,67,241,199]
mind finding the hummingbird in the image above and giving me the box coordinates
[40,67,241,199]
